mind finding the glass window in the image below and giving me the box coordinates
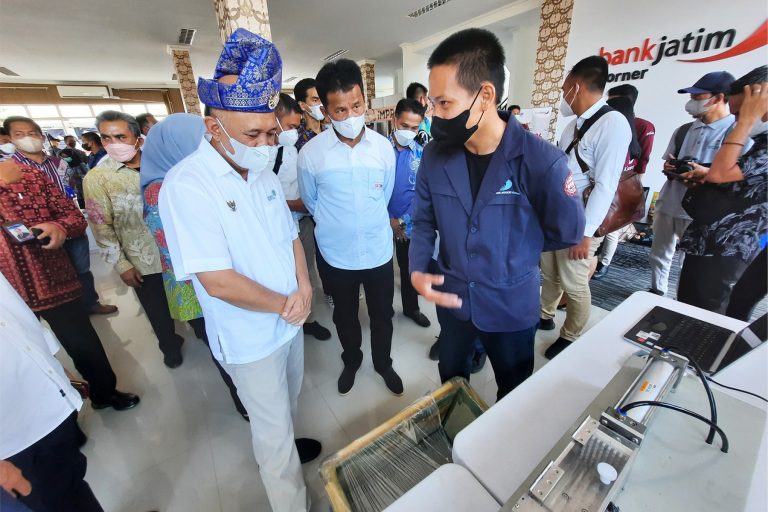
[122,104,149,115]
[0,105,28,118]
[147,103,169,115]
[27,105,60,118]
[58,104,93,117]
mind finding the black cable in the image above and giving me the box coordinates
[620,400,729,453]
[662,347,717,444]
[706,376,768,403]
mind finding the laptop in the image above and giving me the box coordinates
[624,307,767,374]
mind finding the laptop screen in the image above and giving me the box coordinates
[714,313,768,374]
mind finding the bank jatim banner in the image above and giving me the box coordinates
[558,0,768,201]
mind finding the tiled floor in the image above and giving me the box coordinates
[61,254,610,512]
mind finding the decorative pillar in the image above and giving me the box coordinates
[358,60,376,108]
[530,0,575,141]
[213,0,272,42]
[167,46,202,115]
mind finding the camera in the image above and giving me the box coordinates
[668,157,698,174]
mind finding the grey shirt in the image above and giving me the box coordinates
[656,114,753,219]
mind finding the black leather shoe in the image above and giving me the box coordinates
[92,391,140,411]
[338,366,358,395]
[164,351,183,369]
[296,438,322,464]
[544,337,572,360]
[428,338,440,361]
[405,311,431,328]
[304,321,332,340]
[377,367,404,396]
[539,318,556,331]
[470,351,487,374]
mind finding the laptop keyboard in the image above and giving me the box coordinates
[662,318,731,367]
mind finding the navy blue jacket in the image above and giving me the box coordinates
[409,113,585,332]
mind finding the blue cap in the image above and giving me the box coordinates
[198,29,282,113]
[678,71,736,95]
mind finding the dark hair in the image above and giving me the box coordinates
[607,84,639,106]
[427,28,506,105]
[276,93,303,118]
[64,134,75,141]
[294,78,317,104]
[315,59,365,107]
[730,65,768,95]
[607,96,641,160]
[395,98,426,118]
[81,131,102,147]
[135,113,154,132]
[3,116,42,135]
[95,110,141,137]
[508,104,521,111]
[569,56,609,93]
[0,127,7,136]
[406,82,427,100]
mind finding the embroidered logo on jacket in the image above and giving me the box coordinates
[496,178,520,195]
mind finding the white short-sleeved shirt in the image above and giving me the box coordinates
[159,137,300,364]
[274,144,305,228]
[0,272,82,459]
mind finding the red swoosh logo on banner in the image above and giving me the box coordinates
[679,20,768,63]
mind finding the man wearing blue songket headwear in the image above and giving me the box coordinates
[158,29,318,512]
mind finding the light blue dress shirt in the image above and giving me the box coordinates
[298,128,396,270]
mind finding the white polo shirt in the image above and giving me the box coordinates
[274,144,305,228]
[0,272,82,459]
[159,137,300,364]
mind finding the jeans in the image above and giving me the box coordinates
[317,253,394,371]
[8,413,103,512]
[436,307,536,401]
[677,254,748,315]
[133,273,183,358]
[37,300,117,403]
[64,237,99,309]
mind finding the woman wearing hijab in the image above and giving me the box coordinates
[141,113,247,419]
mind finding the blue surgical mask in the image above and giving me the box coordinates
[216,119,274,173]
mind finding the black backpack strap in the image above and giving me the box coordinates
[673,122,694,158]
[565,104,614,174]
[271,146,284,175]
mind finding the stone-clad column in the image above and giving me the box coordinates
[167,46,202,115]
[213,0,272,42]
[530,0,575,141]
[358,60,376,108]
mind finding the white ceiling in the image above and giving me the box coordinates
[0,0,515,93]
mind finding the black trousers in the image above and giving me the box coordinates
[8,413,103,512]
[726,249,767,321]
[437,307,536,401]
[395,238,420,315]
[133,273,183,358]
[37,300,117,403]
[187,317,247,415]
[678,254,748,314]
[318,252,394,371]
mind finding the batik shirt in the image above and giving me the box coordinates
[681,133,768,263]
[83,157,161,275]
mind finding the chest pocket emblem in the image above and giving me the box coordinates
[496,178,520,195]
[267,189,277,201]
[226,200,237,212]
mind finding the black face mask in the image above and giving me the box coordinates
[82,143,91,151]
[430,88,484,146]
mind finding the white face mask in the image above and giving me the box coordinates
[0,142,15,154]
[216,119,274,173]
[749,118,768,137]
[393,129,417,147]
[559,84,579,118]
[331,113,365,139]
[685,97,714,118]
[14,136,44,153]
[276,118,299,147]
[308,104,325,122]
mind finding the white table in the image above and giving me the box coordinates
[452,292,767,510]
[383,464,501,512]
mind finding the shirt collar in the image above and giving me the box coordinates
[693,113,735,130]
[13,151,54,167]
[579,98,608,122]
[327,126,369,149]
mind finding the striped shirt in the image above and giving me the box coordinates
[12,152,67,193]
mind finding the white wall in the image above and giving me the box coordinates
[503,22,540,107]
[560,0,767,202]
